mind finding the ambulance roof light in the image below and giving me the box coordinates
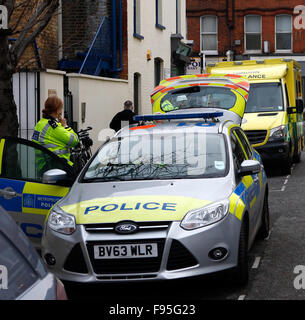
[234,61,243,65]
[134,112,224,122]
[256,60,265,64]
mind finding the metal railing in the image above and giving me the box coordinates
[79,16,112,76]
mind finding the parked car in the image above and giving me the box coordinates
[0,75,269,286]
[0,206,67,300]
[40,74,269,286]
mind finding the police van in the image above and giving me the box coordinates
[0,75,269,285]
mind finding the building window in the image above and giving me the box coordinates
[276,15,292,51]
[134,0,143,39]
[154,58,163,87]
[200,16,218,54]
[156,0,165,30]
[176,0,181,34]
[245,15,262,52]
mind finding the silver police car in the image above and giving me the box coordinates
[42,108,269,286]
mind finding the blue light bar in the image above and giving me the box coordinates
[134,112,223,122]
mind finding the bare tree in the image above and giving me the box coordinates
[0,0,59,137]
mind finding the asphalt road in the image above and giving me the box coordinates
[66,155,305,301]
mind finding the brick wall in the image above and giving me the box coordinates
[9,0,59,70]
[61,0,127,80]
[187,0,305,57]
[62,0,111,57]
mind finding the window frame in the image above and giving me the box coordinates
[275,14,292,53]
[0,137,74,184]
[244,15,262,54]
[230,129,247,172]
[133,0,144,40]
[200,15,218,55]
[234,128,254,160]
[156,0,166,30]
[154,58,164,87]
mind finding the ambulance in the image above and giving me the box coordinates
[207,59,304,174]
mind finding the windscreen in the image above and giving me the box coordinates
[246,82,284,113]
[160,86,237,112]
[83,132,227,182]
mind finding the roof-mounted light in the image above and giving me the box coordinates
[134,112,224,122]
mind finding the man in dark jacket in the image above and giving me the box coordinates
[110,100,138,132]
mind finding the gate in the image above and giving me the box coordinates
[13,71,40,140]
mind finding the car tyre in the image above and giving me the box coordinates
[281,153,292,175]
[257,193,270,240]
[293,146,301,163]
[232,219,249,287]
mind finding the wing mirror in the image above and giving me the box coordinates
[287,100,304,114]
[239,160,262,176]
[43,169,69,185]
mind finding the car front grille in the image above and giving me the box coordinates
[86,239,165,274]
[166,240,198,271]
[84,221,171,234]
[244,130,267,145]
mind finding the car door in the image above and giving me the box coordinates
[230,129,260,240]
[232,128,262,241]
[0,137,74,248]
[236,129,265,235]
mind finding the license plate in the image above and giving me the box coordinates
[93,243,158,259]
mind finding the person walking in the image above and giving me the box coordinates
[110,100,138,132]
[32,96,79,169]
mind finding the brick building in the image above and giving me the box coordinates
[9,0,59,71]
[186,0,305,72]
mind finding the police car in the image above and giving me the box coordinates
[0,75,269,285]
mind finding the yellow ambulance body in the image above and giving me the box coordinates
[207,59,304,174]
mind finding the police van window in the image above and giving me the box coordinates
[246,82,284,113]
[234,129,253,159]
[0,232,38,300]
[230,131,246,169]
[1,139,68,183]
[160,86,237,112]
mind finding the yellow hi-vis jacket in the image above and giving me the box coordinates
[32,118,79,167]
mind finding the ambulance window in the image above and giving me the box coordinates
[246,83,284,112]
[1,139,69,183]
[234,129,253,159]
[230,131,246,169]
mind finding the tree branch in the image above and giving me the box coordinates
[10,0,59,61]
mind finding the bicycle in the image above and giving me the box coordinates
[70,127,93,173]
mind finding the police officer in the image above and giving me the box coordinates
[32,96,79,168]
[161,99,179,112]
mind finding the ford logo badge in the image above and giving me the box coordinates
[115,222,138,234]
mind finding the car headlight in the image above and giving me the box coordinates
[48,205,76,235]
[269,125,286,140]
[181,199,229,231]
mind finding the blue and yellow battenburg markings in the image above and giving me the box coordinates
[0,178,68,239]
[229,174,260,221]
